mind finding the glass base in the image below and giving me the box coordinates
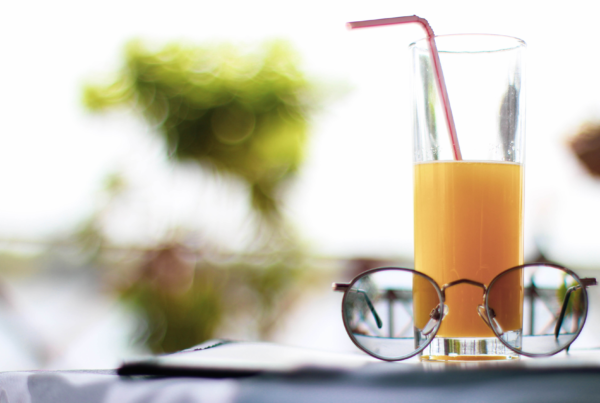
[420,331,521,362]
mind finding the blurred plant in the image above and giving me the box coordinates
[121,244,306,354]
[84,39,316,222]
[569,122,600,177]
[81,39,324,353]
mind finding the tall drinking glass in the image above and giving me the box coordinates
[411,35,526,360]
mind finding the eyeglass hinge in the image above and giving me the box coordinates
[332,283,350,292]
[581,278,597,287]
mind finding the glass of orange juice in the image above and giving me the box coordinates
[411,35,526,360]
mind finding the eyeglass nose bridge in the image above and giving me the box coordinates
[440,278,488,297]
[440,279,504,333]
[441,278,504,335]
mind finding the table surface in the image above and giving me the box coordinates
[2,342,600,403]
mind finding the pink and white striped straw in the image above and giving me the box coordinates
[348,15,463,160]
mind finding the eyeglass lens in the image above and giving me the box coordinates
[342,269,442,360]
[487,265,588,356]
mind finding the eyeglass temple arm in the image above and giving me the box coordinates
[332,283,383,329]
[554,277,597,340]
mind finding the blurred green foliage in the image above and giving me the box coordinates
[121,245,306,354]
[84,39,316,219]
[82,39,321,353]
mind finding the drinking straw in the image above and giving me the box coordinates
[348,16,463,160]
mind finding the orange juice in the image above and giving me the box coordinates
[414,161,523,337]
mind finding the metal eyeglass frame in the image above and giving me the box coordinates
[333,263,597,361]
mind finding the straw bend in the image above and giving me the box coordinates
[347,15,435,38]
[346,15,463,161]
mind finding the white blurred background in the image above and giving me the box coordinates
[1,0,600,370]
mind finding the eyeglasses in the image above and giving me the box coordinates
[333,263,597,361]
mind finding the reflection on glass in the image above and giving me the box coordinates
[342,269,442,360]
[490,265,589,356]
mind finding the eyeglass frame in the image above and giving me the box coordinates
[333,263,597,361]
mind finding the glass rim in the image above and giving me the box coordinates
[409,33,527,54]
[339,266,444,361]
